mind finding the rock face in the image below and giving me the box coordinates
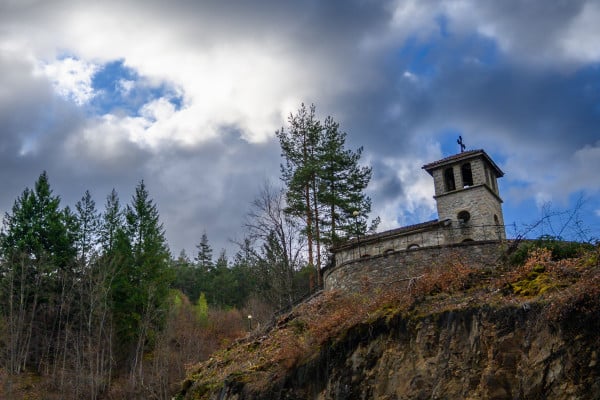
[205,305,599,400]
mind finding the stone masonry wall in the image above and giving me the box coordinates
[324,240,504,292]
[332,224,505,265]
[436,185,505,239]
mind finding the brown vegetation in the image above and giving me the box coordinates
[179,244,600,399]
[0,294,248,400]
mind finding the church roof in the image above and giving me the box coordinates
[331,219,441,252]
[422,149,504,177]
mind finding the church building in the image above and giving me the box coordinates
[330,148,506,266]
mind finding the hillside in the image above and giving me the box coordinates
[178,245,600,400]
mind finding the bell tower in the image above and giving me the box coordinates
[422,149,506,241]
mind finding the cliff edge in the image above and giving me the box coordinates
[178,246,600,400]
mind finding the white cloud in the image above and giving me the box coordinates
[37,57,98,105]
[380,0,600,67]
[505,141,600,208]
[17,3,334,149]
[560,2,600,63]
[117,79,135,96]
[368,143,441,232]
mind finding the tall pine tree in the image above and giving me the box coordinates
[317,116,372,246]
[276,104,322,274]
[277,104,374,285]
[111,180,173,379]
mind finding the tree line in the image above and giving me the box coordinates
[0,103,374,398]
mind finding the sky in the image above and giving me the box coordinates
[1,0,599,258]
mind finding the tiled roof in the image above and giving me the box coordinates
[422,149,504,176]
[331,219,441,251]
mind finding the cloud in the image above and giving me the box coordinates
[1,0,599,253]
[368,142,441,230]
[37,57,98,105]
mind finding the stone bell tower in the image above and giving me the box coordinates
[422,149,506,242]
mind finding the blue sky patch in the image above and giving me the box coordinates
[89,59,183,117]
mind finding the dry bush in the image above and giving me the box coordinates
[498,247,595,297]
[300,291,368,346]
[410,257,475,297]
[241,296,276,329]
[206,309,246,346]
[542,246,600,325]
[113,299,248,399]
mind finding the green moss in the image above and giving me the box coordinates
[289,318,308,334]
[509,271,560,296]
[189,380,223,399]
[508,238,593,266]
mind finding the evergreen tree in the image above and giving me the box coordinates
[111,180,173,377]
[172,250,202,302]
[74,190,100,266]
[0,172,77,372]
[99,189,123,254]
[277,104,374,284]
[276,104,322,273]
[317,116,372,246]
[1,171,76,268]
[195,232,213,271]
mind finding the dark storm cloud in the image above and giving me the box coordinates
[0,52,86,210]
[463,0,588,63]
[143,131,282,255]
[371,159,406,200]
[1,0,599,251]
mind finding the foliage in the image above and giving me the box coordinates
[195,232,213,271]
[180,245,599,399]
[508,235,593,266]
[111,180,174,377]
[195,293,209,326]
[276,104,374,281]
[0,173,184,398]
[239,182,309,309]
[317,115,372,247]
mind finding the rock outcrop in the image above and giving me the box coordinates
[179,246,600,400]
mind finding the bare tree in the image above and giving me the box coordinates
[242,181,307,308]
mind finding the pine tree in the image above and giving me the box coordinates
[0,172,77,373]
[111,180,173,379]
[317,116,372,246]
[99,189,123,254]
[195,232,213,271]
[1,171,76,268]
[277,104,374,285]
[74,190,100,266]
[276,104,322,273]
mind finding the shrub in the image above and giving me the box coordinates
[509,236,593,266]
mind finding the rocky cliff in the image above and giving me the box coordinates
[179,246,600,400]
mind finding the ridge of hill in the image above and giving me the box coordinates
[177,245,600,400]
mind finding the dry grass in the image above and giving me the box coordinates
[180,244,600,399]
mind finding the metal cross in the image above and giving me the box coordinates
[457,135,466,153]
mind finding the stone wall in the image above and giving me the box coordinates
[324,240,505,292]
[436,185,505,235]
[332,224,505,266]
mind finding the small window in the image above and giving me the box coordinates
[461,163,473,187]
[407,244,420,250]
[444,167,456,191]
[462,238,474,242]
[494,214,500,225]
[384,249,395,256]
[457,210,471,223]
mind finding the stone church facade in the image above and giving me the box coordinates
[324,149,507,291]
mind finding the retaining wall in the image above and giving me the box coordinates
[324,240,505,292]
